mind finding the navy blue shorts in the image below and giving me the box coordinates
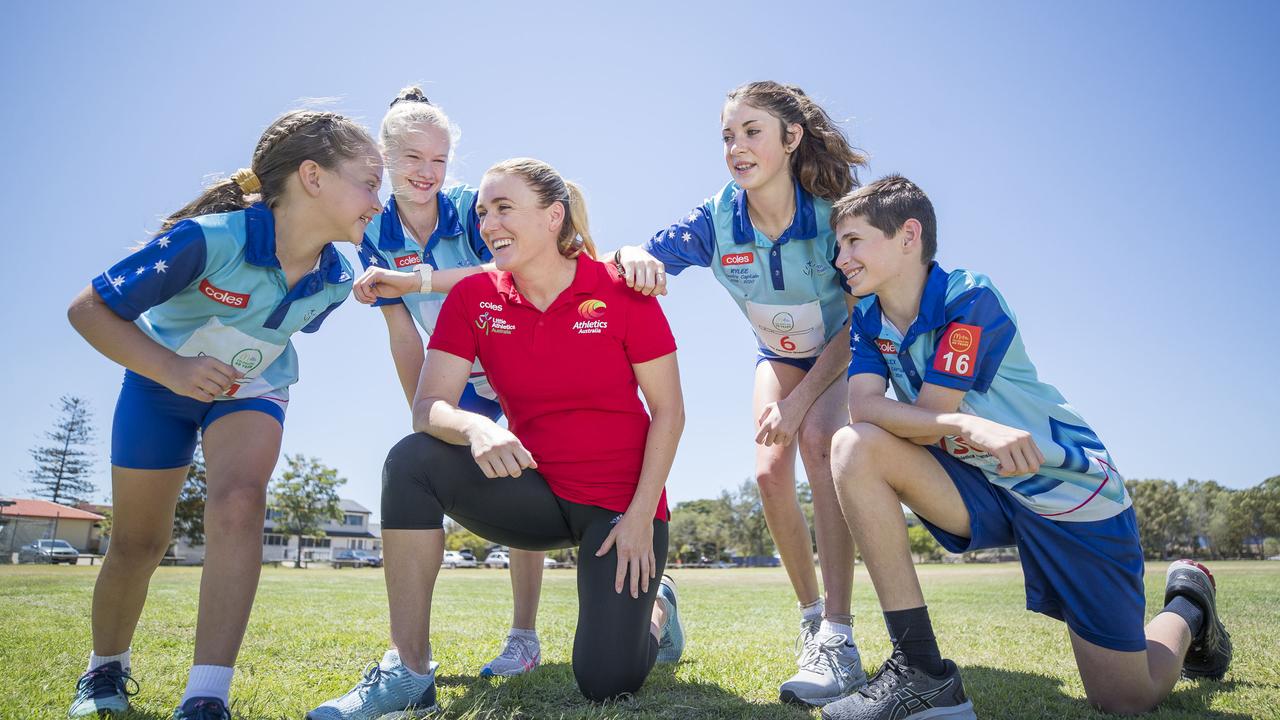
[755,353,818,372]
[918,446,1147,652]
[112,370,287,470]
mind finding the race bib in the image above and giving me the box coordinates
[174,317,287,399]
[744,299,825,358]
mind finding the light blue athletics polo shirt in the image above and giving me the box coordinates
[357,185,497,403]
[643,180,851,360]
[92,203,354,402]
[848,263,1131,522]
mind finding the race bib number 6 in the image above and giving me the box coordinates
[933,322,982,377]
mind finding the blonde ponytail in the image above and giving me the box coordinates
[562,180,597,259]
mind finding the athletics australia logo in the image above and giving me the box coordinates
[573,299,608,334]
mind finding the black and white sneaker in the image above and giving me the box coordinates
[820,655,975,720]
[1165,559,1232,680]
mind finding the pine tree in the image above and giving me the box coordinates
[27,395,97,505]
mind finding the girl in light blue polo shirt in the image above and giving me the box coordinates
[65,110,383,720]
[615,81,869,707]
[346,86,551,680]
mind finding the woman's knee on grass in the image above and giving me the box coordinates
[575,663,647,703]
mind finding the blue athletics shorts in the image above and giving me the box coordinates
[111,370,287,470]
[916,446,1147,652]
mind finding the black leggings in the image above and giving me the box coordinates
[382,433,669,702]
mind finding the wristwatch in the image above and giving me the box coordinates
[414,264,433,294]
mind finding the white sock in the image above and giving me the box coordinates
[819,620,854,644]
[799,599,824,623]
[88,649,131,673]
[509,628,539,642]
[180,665,233,705]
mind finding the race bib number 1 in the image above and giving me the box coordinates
[933,322,982,377]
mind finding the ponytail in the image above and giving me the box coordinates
[562,180,597,259]
[726,81,868,202]
[160,110,376,233]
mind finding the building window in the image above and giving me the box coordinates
[344,514,364,527]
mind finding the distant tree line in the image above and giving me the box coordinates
[1126,477,1280,560]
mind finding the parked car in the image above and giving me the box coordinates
[330,549,371,569]
[484,550,510,569]
[442,550,477,569]
[542,556,560,569]
[19,539,80,564]
[351,549,383,568]
[457,549,477,563]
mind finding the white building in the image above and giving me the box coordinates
[173,498,380,565]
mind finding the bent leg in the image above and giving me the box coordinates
[92,465,188,655]
[797,376,856,620]
[829,423,969,611]
[571,509,669,702]
[1070,621,1189,715]
[380,434,574,672]
[754,360,820,606]
[193,410,282,666]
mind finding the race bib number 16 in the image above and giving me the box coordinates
[933,322,982,377]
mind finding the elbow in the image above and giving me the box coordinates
[67,290,97,335]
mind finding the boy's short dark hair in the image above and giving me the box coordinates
[830,174,937,264]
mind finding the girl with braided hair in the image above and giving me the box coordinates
[65,109,383,720]
[613,81,870,707]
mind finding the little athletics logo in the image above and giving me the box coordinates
[771,312,795,332]
[476,312,516,335]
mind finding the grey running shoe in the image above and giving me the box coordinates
[1165,559,1232,680]
[820,656,975,720]
[480,633,541,677]
[307,649,438,720]
[656,574,685,663]
[779,632,867,706]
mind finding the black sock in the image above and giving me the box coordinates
[1163,595,1204,639]
[883,606,945,676]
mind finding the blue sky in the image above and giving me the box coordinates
[3,2,1277,520]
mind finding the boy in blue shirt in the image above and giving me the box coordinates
[820,176,1230,720]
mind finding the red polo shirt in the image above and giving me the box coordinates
[429,253,676,520]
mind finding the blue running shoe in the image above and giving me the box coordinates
[307,649,438,720]
[655,574,685,663]
[171,697,230,720]
[68,661,137,717]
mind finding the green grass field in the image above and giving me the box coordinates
[1,562,1276,719]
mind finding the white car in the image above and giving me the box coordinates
[441,550,477,569]
[542,556,561,569]
[484,550,510,568]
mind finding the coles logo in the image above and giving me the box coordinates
[394,254,422,268]
[578,299,607,320]
[721,252,754,266]
[479,301,504,312]
[199,279,249,308]
[875,338,898,355]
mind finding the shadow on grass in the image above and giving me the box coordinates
[435,661,814,720]
[963,665,1249,720]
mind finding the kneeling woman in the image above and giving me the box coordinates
[309,158,686,718]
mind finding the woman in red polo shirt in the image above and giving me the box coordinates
[308,158,686,717]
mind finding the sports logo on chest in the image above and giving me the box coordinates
[721,252,760,285]
[801,260,831,277]
[394,253,422,269]
[875,338,898,355]
[475,301,515,335]
[199,279,250,309]
[572,299,608,334]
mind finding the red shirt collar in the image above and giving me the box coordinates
[495,253,603,309]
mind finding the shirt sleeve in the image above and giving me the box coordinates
[640,203,716,275]
[622,293,677,364]
[465,203,492,262]
[847,307,890,379]
[923,286,1017,393]
[426,282,478,363]
[91,221,208,321]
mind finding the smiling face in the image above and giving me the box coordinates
[323,146,384,244]
[475,172,563,272]
[386,122,450,205]
[722,100,800,193]
[834,213,920,297]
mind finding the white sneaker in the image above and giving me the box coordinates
[779,631,868,706]
[479,633,541,678]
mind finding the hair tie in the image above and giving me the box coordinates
[231,168,261,194]
[561,235,585,258]
[389,91,431,108]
